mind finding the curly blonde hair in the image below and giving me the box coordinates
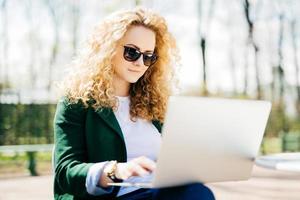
[62,7,180,123]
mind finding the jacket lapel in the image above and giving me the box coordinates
[152,120,163,134]
[95,107,124,140]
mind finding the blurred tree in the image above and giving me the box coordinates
[44,0,62,93]
[70,0,81,56]
[24,0,40,92]
[229,37,237,96]
[275,13,288,133]
[274,14,285,105]
[290,19,300,117]
[0,0,9,85]
[197,0,215,96]
[227,4,237,95]
[243,0,262,99]
[135,0,141,5]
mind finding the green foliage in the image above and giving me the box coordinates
[265,102,292,137]
[0,104,56,145]
[281,131,300,152]
[261,137,282,154]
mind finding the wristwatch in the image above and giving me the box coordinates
[105,161,123,183]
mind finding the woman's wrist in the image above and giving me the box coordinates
[99,161,122,187]
[99,162,114,187]
[104,161,123,183]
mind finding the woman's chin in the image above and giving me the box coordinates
[127,77,141,83]
[128,80,138,84]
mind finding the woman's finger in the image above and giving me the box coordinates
[116,162,148,180]
[115,163,132,180]
[132,156,156,172]
[127,161,150,176]
[115,158,156,180]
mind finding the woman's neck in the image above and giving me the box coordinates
[112,77,130,97]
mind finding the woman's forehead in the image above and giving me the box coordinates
[121,26,156,51]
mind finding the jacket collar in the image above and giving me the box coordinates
[95,107,124,140]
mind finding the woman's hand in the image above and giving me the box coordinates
[115,156,156,180]
[99,156,156,187]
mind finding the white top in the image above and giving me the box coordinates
[114,96,162,196]
[85,96,162,197]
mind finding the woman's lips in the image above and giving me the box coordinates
[128,69,141,73]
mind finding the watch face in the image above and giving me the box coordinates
[105,161,123,182]
[105,161,120,182]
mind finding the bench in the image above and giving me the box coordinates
[0,144,54,176]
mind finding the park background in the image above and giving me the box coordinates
[0,1,299,199]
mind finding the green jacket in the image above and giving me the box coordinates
[53,97,162,200]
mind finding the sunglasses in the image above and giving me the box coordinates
[123,45,158,67]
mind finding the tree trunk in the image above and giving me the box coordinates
[243,0,262,99]
[277,14,285,104]
[290,19,300,117]
[198,0,215,96]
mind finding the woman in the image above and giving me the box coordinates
[54,7,215,200]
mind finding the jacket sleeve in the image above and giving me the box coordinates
[54,97,95,198]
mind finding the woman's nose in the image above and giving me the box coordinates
[133,55,144,67]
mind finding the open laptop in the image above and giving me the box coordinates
[108,96,271,188]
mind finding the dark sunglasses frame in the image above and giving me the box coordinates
[123,45,158,67]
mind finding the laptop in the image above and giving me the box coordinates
[108,96,271,188]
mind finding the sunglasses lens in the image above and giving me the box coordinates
[123,46,141,61]
[143,54,157,67]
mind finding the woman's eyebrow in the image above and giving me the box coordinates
[126,43,154,53]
